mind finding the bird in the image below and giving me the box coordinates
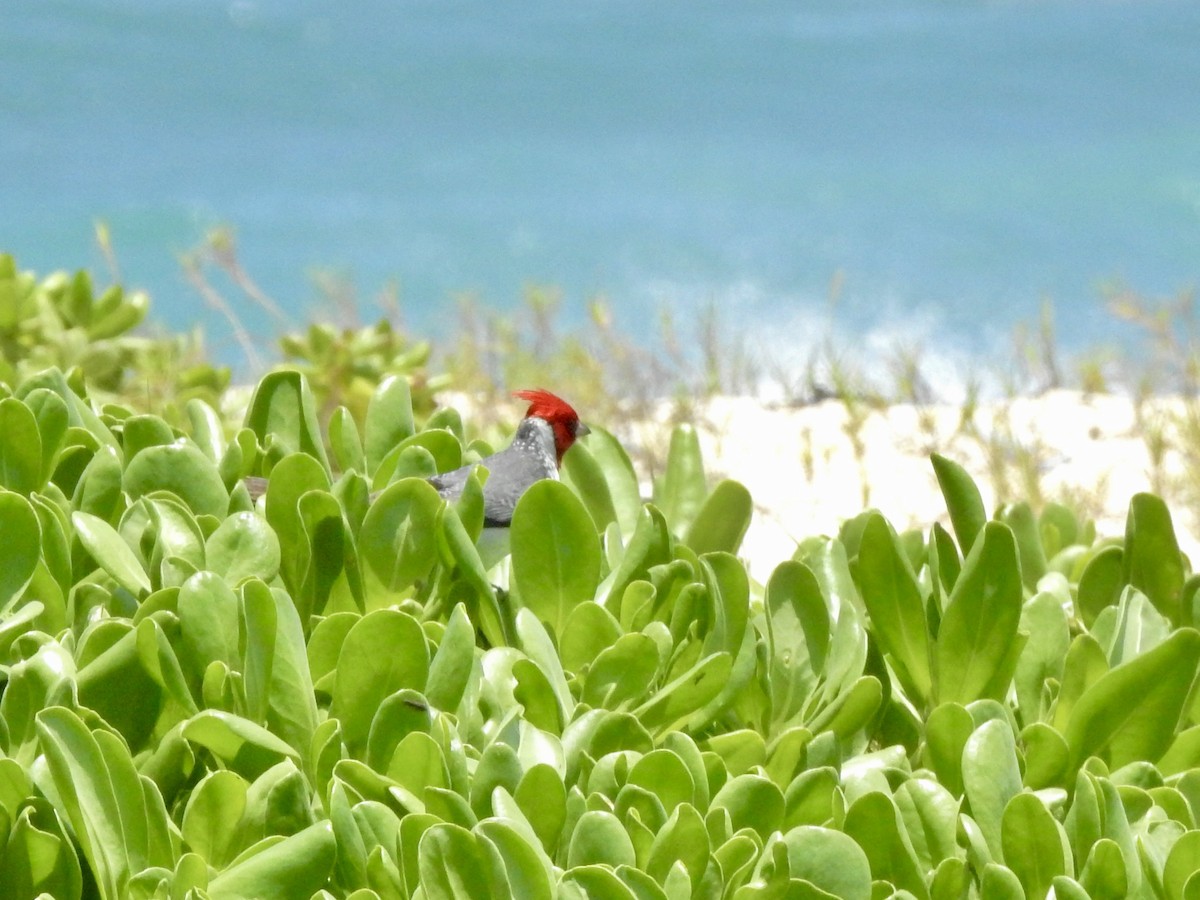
[429,388,589,525]
[243,388,589,529]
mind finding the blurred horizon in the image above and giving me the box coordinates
[4,0,1199,366]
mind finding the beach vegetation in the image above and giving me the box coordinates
[4,252,1200,896]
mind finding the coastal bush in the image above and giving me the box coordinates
[1,355,1199,900]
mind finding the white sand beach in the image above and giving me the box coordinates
[640,390,1200,579]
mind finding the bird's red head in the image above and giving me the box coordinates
[513,389,589,464]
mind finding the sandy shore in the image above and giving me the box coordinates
[639,390,1200,579]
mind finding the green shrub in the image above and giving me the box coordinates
[0,352,1198,899]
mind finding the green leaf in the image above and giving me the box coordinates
[584,427,643,538]
[181,770,249,868]
[930,453,987,556]
[856,513,932,706]
[24,387,69,487]
[583,633,659,709]
[654,425,707,536]
[935,522,1023,706]
[568,810,637,869]
[72,510,151,595]
[418,822,510,899]
[511,479,601,637]
[711,774,784,842]
[561,440,619,534]
[1078,546,1124,629]
[364,375,415,475]
[1001,792,1069,899]
[1065,627,1200,770]
[1123,493,1186,625]
[426,603,477,712]
[205,511,282,586]
[329,405,366,475]
[962,719,1022,859]
[331,609,430,754]
[0,490,40,611]
[843,791,929,899]
[124,442,229,519]
[998,502,1048,592]
[359,479,443,592]
[35,707,138,898]
[780,826,872,900]
[633,652,732,734]
[207,821,336,900]
[684,480,753,556]
[244,370,330,470]
[0,397,42,493]
[765,561,830,727]
[181,710,300,778]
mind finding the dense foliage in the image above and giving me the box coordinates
[2,256,1200,899]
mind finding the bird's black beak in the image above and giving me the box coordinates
[576,422,591,437]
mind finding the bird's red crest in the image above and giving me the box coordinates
[513,389,583,463]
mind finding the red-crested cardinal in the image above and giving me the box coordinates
[245,388,588,529]
[428,388,589,524]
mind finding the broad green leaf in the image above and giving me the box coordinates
[24,387,69,486]
[559,601,623,673]
[584,633,659,709]
[998,502,1048,592]
[1065,627,1200,769]
[35,707,133,899]
[1001,792,1069,899]
[1077,546,1124,629]
[931,453,987,556]
[935,522,1022,706]
[181,710,300,777]
[711,774,784,842]
[206,511,282,586]
[244,370,330,470]
[645,802,708,888]
[685,479,753,556]
[515,764,567,856]
[568,810,637,869]
[843,791,929,899]
[329,405,366,475]
[359,479,443,593]
[856,513,932,706]
[207,821,336,900]
[123,442,229,518]
[331,609,430,753]
[0,397,42,493]
[476,818,554,900]
[426,603,476,712]
[0,802,84,900]
[562,440,619,534]
[418,822,510,899]
[0,490,40,610]
[1014,588,1071,726]
[653,424,708,537]
[511,479,601,637]
[1124,492,1185,625]
[364,375,415,475]
[1163,829,1200,900]
[962,719,1022,859]
[585,426,643,538]
[72,510,150,595]
[780,826,872,900]
[181,770,249,868]
[765,561,829,726]
[634,652,732,734]
[894,778,961,871]
[121,414,176,460]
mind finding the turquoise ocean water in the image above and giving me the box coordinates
[3,0,1199,368]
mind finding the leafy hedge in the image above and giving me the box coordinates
[0,359,1199,900]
